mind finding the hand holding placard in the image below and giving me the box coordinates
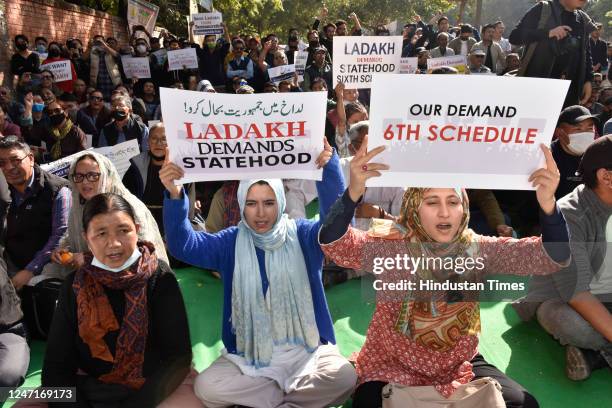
[348,135,388,202]
[159,147,185,199]
[529,144,560,215]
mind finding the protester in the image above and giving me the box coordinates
[471,24,505,74]
[468,49,492,74]
[48,150,167,277]
[0,137,71,289]
[320,137,570,408]
[493,20,512,54]
[302,46,333,93]
[98,94,149,151]
[87,35,122,101]
[41,42,77,94]
[226,39,254,85]
[449,24,477,56]
[515,136,612,381]
[39,193,192,408]
[11,35,40,77]
[509,0,596,107]
[334,83,369,157]
[75,89,111,147]
[552,105,599,199]
[161,139,357,407]
[0,105,22,139]
[42,100,86,161]
[590,23,608,75]
[430,32,455,58]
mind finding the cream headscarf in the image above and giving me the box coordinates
[59,151,168,264]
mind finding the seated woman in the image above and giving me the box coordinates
[160,139,358,407]
[50,151,168,273]
[15,193,193,408]
[320,137,571,408]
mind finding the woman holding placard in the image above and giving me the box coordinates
[160,139,358,407]
[319,136,570,408]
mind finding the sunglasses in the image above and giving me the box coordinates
[89,95,103,101]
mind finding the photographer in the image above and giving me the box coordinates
[509,0,597,107]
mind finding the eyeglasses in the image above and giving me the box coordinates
[89,95,103,102]
[71,172,101,183]
[0,155,29,168]
[150,137,167,146]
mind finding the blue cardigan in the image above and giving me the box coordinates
[164,152,345,354]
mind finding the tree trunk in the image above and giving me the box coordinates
[475,0,483,27]
[458,0,467,24]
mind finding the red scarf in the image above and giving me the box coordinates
[72,241,158,389]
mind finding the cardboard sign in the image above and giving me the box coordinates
[127,0,159,34]
[332,36,403,89]
[399,57,418,74]
[367,75,571,190]
[294,51,308,82]
[167,48,199,71]
[268,64,296,85]
[160,88,328,183]
[40,60,71,82]
[427,55,468,74]
[121,56,151,79]
[192,12,224,35]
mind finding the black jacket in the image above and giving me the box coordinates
[509,0,596,106]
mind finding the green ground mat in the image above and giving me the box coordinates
[7,268,611,408]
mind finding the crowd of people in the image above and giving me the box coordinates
[1,0,611,407]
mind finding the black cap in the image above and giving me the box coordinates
[558,105,599,126]
[577,135,612,176]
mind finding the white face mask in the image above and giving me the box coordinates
[91,247,141,273]
[568,131,595,155]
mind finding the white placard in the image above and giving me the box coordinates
[367,75,571,190]
[121,56,151,79]
[268,64,296,85]
[167,48,199,71]
[192,12,224,35]
[40,140,141,179]
[427,55,468,73]
[160,88,328,183]
[294,51,308,82]
[199,0,213,10]
[127,0,159,34]
[399,57,418,74]
[332,36,403,89]
[94,139,141,178]
[40,60,71,82]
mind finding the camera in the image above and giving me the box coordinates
[552,33,581,56]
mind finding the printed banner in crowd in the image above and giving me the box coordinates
[160,88,328,183]
[427,55,468,73]
[294,51,308,82]
[399,57,417,74]
[367,75,570,190]
[332,36,403,89]
[167,48,199,71]
[40,60,71,82]
[40,140,140,179]
[268,64,296,85]
[121,56,151,79]
[192,12,224,35]
[127,0,159,34]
